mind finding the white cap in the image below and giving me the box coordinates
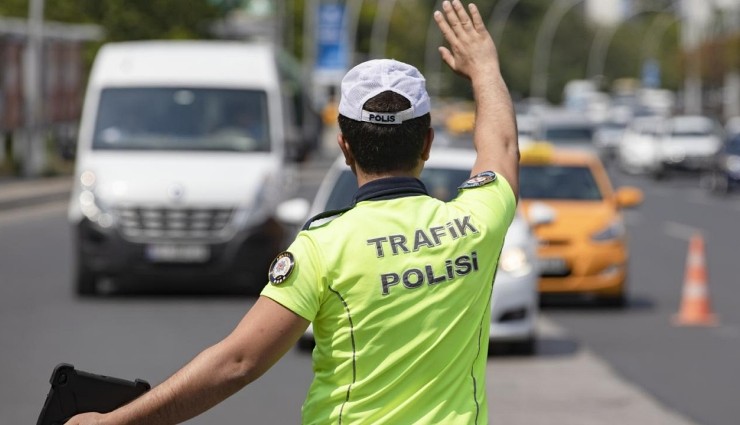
[338,59,431,125]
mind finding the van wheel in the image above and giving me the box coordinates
[75,261,98,296]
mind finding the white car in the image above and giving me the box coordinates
[534,108,597,153]
[617,115,664,175]
[279,148,541,355]
[655,115,723,176]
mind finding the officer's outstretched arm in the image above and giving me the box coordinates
[435,0,519,201]
[65,296,309,425]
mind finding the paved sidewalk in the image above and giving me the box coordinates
[487,317,697,425]
[0,175,72,210]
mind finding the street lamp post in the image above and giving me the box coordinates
[23,0,45,177]
[530,0,584,100]
[370,0,398,59]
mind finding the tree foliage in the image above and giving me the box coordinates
[1,0,708,104]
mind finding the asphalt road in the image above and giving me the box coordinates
[546,165,740,425]
[1,152,737,424]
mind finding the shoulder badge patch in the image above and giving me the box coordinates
[268,251,295,285]
[459,171,497,189]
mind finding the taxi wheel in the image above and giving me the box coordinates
[600,293,627,309]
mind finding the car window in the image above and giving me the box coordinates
[324,168,472,210]
[520,165,602,201]
[726,136,740,155]
[542,127,594,144]
[93,87,270,152]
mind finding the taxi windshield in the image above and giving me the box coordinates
[325,168,471,210]
[520,164,602,200]
[92,87,270,152]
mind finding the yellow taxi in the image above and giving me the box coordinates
[519,143,643,306]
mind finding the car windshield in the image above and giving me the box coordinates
[324,168,472,211]
[669,119,713,138]
[520,165,602,200]
[542,126,594,144]
[93,87,270,152]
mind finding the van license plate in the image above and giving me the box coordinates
[145,244,210,263]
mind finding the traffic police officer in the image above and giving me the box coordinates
[67,1,519,424]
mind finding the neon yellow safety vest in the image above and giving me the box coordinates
[261,172,516,425]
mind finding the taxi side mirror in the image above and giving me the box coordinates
[615,187,643,209]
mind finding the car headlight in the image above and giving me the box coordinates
[591,219,625,241]
[498,247,533,277]
[724,156,740,173]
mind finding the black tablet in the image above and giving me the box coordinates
[37,363,150,425]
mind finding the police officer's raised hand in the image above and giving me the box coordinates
[434,0,519,199]
[434,0,499,81]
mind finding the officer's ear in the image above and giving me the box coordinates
[337,133,355,168]
[421,127,434,161]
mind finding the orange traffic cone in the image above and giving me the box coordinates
[673,233,718,326]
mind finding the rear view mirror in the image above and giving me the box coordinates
[276,198,311,226]
[615,187,643,208]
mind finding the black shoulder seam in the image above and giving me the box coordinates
[327,285,357,424]
[301,206,354,231]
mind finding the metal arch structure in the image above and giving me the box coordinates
[423,0,446,97]
[529,0,584,101]
[640,8,681,63]
[586,4,675,82]
[369,0,399,59]
[488,0,522,44]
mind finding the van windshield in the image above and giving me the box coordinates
[93,88,271,152]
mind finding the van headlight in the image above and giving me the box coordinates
[78,172,115,229]
[498,247,533,277]
[591,219,625,241]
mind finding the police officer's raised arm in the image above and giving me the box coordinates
[435,0,519,201]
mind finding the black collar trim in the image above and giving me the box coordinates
[353,176,428,203]
[302,177,428,231]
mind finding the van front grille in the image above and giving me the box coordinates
[115,206,233,241]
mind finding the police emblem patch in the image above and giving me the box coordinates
[459,171,497,189]
[268,251,295,285]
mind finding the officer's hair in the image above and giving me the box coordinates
[338,91,431,174]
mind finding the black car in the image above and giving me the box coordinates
[705,134,740,194]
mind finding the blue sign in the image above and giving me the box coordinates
[642,59,661,88]
[316,4,348,71]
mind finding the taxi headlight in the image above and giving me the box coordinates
[498,247,532,277]
[591,219,625,241]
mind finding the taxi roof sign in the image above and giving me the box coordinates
[520,142,554,164]
[445,111,475,135]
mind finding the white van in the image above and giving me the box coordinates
[69,40,311,295]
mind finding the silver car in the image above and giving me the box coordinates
[279,147,541,355]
